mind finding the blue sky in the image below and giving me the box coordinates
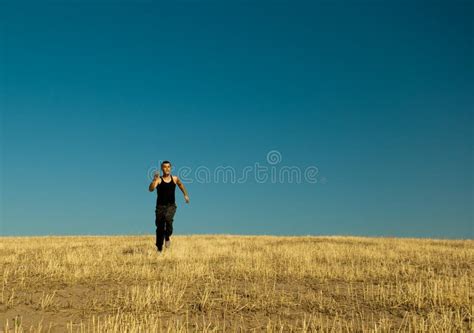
[1,0,472,239]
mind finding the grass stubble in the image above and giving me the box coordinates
[0,234,472,332]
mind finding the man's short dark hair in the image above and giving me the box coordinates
[161,160,171,166]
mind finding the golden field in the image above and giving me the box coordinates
[0,234,472,332]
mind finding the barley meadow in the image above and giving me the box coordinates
[0,234,472,332]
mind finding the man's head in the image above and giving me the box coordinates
[161,160,172,176]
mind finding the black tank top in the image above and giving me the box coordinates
[156,174,176,206]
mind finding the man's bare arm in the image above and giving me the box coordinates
[148,173,161,192]
[175,176,190,203]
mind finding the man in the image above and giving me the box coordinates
[148,160,190,252]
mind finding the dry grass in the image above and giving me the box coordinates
[0,234,472,332]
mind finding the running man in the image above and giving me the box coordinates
[148,160,190,252]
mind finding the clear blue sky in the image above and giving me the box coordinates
[1,0,472,239]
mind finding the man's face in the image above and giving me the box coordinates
[161,163,171,175]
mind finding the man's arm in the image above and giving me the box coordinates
[175,176,190,203]
[148,173,161,192]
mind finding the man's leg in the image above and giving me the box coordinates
[164,204,177,242]
[155,206,166,251]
